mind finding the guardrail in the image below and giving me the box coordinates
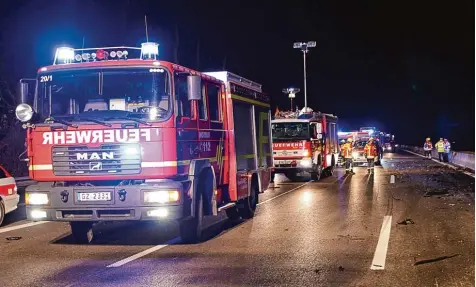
[401,145,475,171]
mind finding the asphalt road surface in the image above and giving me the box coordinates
[0,151,474,287]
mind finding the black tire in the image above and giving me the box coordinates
[285,172,299,182]
[0,200,5,226]
[180,191,204,243]
[225,207,240,221]
[238,183,258,219]
[70,222,94,244]
[327,156,336,176]
[311,162,323,181]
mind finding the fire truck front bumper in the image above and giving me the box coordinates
[25,181,188,222]
[273,157,315,173]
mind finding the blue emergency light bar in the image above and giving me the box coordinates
[53,42,159,65]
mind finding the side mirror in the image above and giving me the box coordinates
[17,78,36,106]
[187,75,201,101]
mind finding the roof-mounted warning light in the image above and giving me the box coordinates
[54,47,75,64]
[141,42,159,60]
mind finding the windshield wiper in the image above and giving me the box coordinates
[75,117,112,127]
[106,115,152,126]
[45,117,78,128]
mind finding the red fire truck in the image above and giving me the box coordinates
[271,108,339,181]
[15,42,272,243]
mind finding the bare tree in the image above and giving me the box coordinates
[0,123,27,176]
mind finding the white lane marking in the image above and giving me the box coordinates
[403,149,475,178]
[107,237,181,268]
[0,221,48,234]
[390,175,395,184]
[371,215,392,270]
[258,180,313,206]
[108,181,314,268]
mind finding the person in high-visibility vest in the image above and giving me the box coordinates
[443,138,451,162]
[364,138,378,174]
[340,138,354,174]
[423,138,433,159]
[435,138,445,162]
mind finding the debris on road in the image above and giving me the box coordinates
[397,219,415,225]
[338,266,345,271]
[414,254,460,266]
[6,236,22,241]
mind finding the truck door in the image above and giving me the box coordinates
[175,72,199,173]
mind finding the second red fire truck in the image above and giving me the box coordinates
[16,42,272,243]
[271,108,339,181]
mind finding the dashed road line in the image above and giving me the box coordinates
[108,181,314,268]
[371,215,393,270]
[258,180,313,206]
[0,221,48,234]
[107,237,181,268]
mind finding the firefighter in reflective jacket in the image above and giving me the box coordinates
[341,138,354,174]
[364,138,378,174]
[423,138,433,159]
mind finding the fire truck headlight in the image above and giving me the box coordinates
[300,157,312,167]
[30,209,47,219]
[25,193,49,205]
[15,104,34,122]
[144,190,180,203]
[302,150,310,157]
[147,208,168,218]
[352,152,359,158]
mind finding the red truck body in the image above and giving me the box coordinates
[20,44,272,242]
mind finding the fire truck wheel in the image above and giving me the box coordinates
[327,156,336,176]
[70,222,94,244]
[180,193,204,243]
[285,172,299,182]
[238,182,258,219]
[225,207,240,221]
[311,165,322,181]
[0,200,5,226]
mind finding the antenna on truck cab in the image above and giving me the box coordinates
[145,15,149,42]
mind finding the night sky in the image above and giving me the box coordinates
[0,0,474,150]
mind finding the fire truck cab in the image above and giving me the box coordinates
[16,43,272,243]
[271,108,339,181]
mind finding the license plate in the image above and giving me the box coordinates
[77,192,111,201]
[278,160,292,164]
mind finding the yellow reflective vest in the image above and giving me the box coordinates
[435,141,445,152]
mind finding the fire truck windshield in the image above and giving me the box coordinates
[36,68,171,122]
[354,140,367,148]
[272,122,310,141]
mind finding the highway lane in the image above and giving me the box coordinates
[0,152,473,287]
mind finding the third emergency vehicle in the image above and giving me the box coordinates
[271,108,339,181]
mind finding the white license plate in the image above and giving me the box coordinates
[278,160,292,164]
[77,192,111,201]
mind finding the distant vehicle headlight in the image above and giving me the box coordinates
[15,104,34,122]
[395,144,399,147]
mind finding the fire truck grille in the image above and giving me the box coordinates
[52,144,141,176]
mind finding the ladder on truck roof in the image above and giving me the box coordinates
[203,71,262,92]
